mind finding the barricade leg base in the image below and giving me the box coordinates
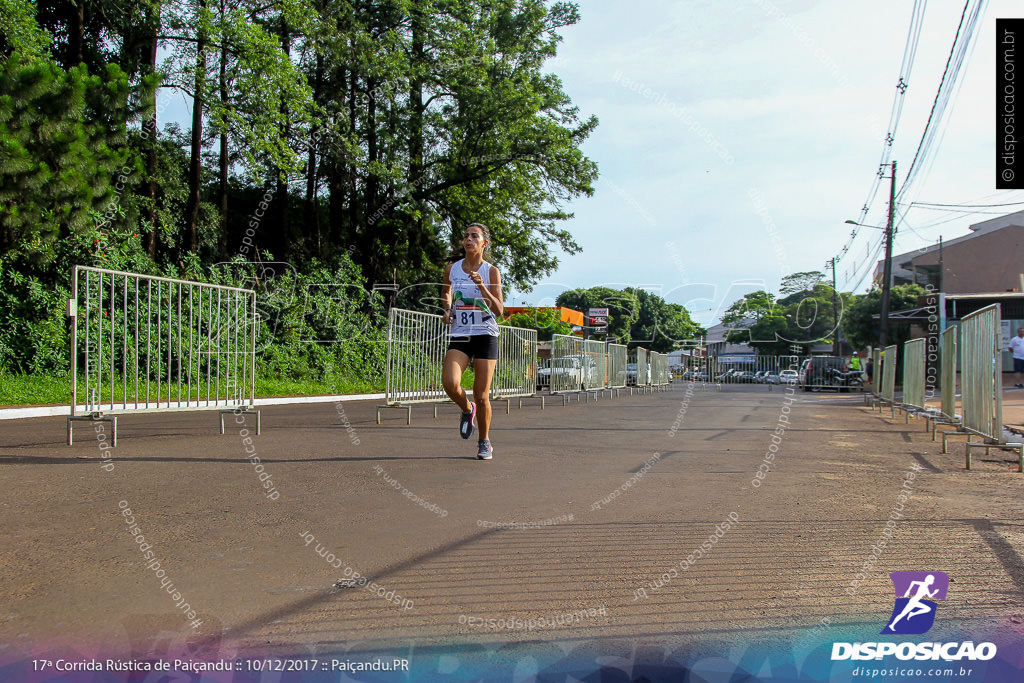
[377,404,412,425]
[220,408,260,435]
[942,429,970,454]
[965,441,1024,471]
[68,413,117,447]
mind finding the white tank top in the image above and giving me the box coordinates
[449,259,500,337]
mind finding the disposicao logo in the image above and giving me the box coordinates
[831,570,997,663]
[882,571,948,635]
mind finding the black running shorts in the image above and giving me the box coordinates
[448,334,499,361]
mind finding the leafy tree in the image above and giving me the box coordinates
[0,55,140,267]
[500,308,571,341]
[0,0,51,58]
[722,279,849,355]
[780,270,825,296]
[624,287,701,352]
[843,284,928,351]
[555,286,636,342]
[309,0,597,290]
[721,290,777,327]
[555,286,701,352]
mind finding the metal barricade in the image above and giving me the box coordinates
[880,345,897,416]
[866,347,882,405]
[960,304,1023,470]
[583,339,608,394]
[377,310,544,422]
[377,308,448,424]
[492,325,539,410]
[900,338,926,421]
[928,325,962,442]
[650,352,669,388]
[940,327,958,421]
[607,343,628,391]
[635,347,650,390]
[550,334,585,394]
[68,265,259,445]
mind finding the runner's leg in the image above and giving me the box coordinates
[473,357,497,441]
[443,349,472,411]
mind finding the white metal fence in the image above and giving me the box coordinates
[550,334,587,394]
[582,339,607,392]
[650,352,670,387]
[492,326,539,404]
[901,338,926,417]
[377,309,540,422]
[67,266,259,445]
[870,348,882,400]
[377,308,448,423]
[607,343,628,389]
[635,347,650,387]
[960,304,1023,470]
[927,325,962,442]
[880,345,897,413]
[940,326,958,422]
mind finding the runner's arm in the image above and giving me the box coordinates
[441,263,454,324]
[481,265,504,317]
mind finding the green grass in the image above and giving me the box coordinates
[0,373,72,406]
[0,372,386,407]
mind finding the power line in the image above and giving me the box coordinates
[834,0,928,288]
[897,0,987,203]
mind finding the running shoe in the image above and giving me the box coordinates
[477,440,493,460]
[460,402,476,439]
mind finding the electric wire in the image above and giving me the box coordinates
[833,0,928,290]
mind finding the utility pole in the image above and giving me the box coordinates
[827,257,839,354]
[879,160,896,349]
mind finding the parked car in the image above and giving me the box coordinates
[779,369,799,384]
[798,356,848,391]
[537,355,597,390]
[764,372,781,384]
[626,363,638,385]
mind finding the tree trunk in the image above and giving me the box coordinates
[407,5,425,272]
[306,54,323,258]
[69,0,84,67]
[218,0,228,260]
[276,18,290,258]
[184,0,208,254]
[144,2,161,257]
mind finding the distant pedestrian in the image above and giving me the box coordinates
[1010,327,1024,388]
[440,223,505,460]
[865,357,874,386]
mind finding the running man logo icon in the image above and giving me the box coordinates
[881,571,949,635]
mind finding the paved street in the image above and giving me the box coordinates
[2,383,1024,669]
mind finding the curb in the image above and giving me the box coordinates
[0,393,387,421]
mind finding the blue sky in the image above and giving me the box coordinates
[516,0,1024,326]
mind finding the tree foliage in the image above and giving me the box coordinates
[0,0,601,380]
[843,284,928,351]
[721,275,851,355]
[555,286,702,352]
[500,308,571,341]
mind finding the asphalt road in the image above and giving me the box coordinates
[2,382,1024,669]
